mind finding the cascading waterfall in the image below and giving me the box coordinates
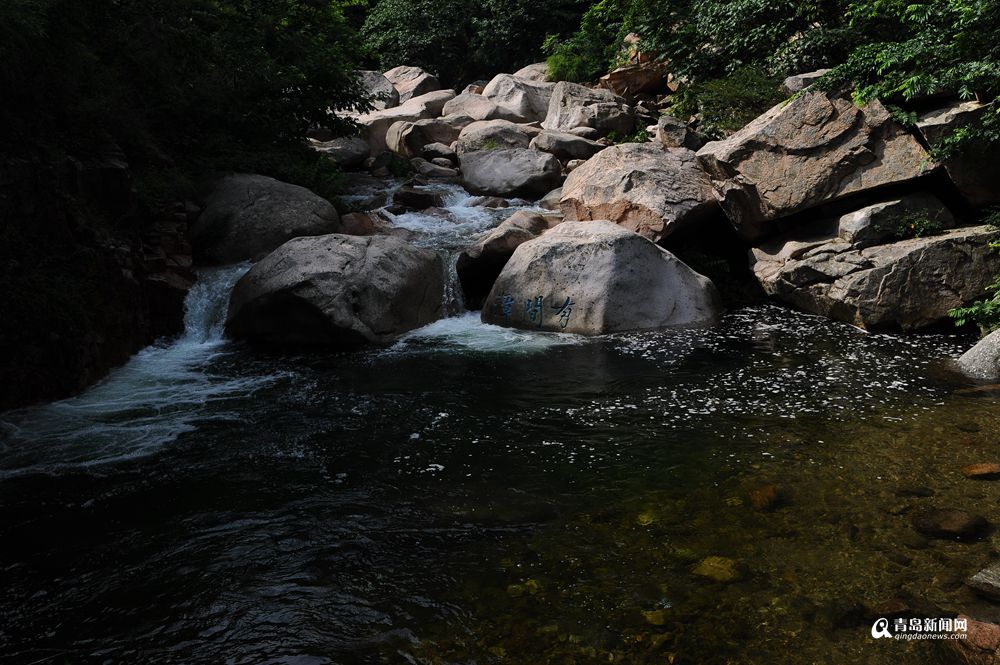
[0,262,265,475]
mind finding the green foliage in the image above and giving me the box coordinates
[669,68,785,138]
[890,211,946,239]
[606,128,650,144]
[363,0,589,86]
[632,0,857,82]
[544,0,638,83]
[2,0,366,196]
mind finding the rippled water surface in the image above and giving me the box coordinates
[2,180,1000,664]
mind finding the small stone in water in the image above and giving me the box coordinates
[637,512,655,526]
[911,508,988,541]
[749,484,782,511]
[691,556,744,583]
[643,609,668,626]
[962,462,1000,480]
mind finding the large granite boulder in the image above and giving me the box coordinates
[357,70,399,110]
[482,221,720,334]
[918,101,1000,208]
[226,234,445,347]
[457,211,552,309]
[959,329,1000,380]
[751,224,1000,331]
[560,143,719,242]
[599,63,667,96]
[542,81,635,136]
[385,118,462,158]
[311,136,370,170]
[191,174,340,265]
[529,131,605,161]
[512,62,550,82]
[358,90,456,154]
[455,119,540,155]
[383,65,441,103]
[442,93,522,122]
[460,148,562,199]
[697,91,935,241]
[481,74,555,123]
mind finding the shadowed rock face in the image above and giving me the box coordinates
[560,143,719,243]
[918,100,1000,209]
[482,221,720,335]
[752,225,1000,331]
[191,174,341,265]
[226,234,445,347]
[456,211,553,310]
[357,70,399,110]
[697,91,935,241]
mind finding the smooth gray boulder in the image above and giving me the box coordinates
[482,221,720,334]
[357,70,399,110]
[697,90,935,241]
[560,143,719,242]
[385,118,462,158]
[959,329,1000,379]
[311,136,370,170]
[226,234,445,347]
[752,225,1000,331]
[481,74,555,123]
[529,131,605,161]
[542,81,635,136]
[460,148,562,199]
[191,174,340,265]
[918,101,1000,208]
[383,65,441,103]
[441,93,522,122]
[455,119,540,155]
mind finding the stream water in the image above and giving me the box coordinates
[2,179,1000,664]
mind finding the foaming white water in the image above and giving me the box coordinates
[389,313,582,354]
[0,263,280,476]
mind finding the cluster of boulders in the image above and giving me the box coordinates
[184,63,1000,359]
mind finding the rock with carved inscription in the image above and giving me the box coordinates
[482,220,720,335]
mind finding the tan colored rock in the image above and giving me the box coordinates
[482,221,720,335]
[385,119,462,158]
[357,90,456,154]
[948,616,1000,665]
[560,143,719,242]
[481,74,555,123]
[600,63,667,96]
[752,225,1000,331]
[383,65,441,103]
[697,91,935,240]
[963,463,1000,480]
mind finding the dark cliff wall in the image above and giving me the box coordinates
[0,149,195,411]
